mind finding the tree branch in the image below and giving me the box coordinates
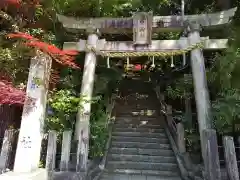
[0,10,19,31]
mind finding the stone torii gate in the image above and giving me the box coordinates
[56,7,236,175]
[5,7,236,178]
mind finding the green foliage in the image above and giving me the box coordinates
[185,128,200,153]
[209,43,240,133]
[89,100,109,158]
[51,0,219,18]
[94,67,122,95]
[2,0,240,159]
[0,38,31,84]
[166,28,240,134]
[212,92,240,134]
[166,75,193,99]
[46,89,104,131]
[46,65,121,158]
[89,67,121,158]
[46,89,85,131]
[46,89,108,159]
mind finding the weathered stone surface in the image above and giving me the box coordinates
[14,51,52,173]
[99,79,182,180]
[57,7,237,33]
[0,168,47,180]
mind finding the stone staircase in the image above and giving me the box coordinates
[99,79,182,180]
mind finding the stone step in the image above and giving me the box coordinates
[103,169,180,177]
[115,116,158,121]
[116,105,157,109]
[113,127,165,133]
[116,104,156,108]
[116,99,155,103]
[112,131,167,138]
[100,173,181,180]
[115,105,156,109]
[117,112,158,117]
[106,161,179,171]
[108,154,176,163]
[111,141,171,149]
[111,136,169,144]
[109,147,174,156]
[114,119,161,126]
[116,111,158,116]
[113,124,163,129]
[101,85,182,179]
[118,93,154,97]
[116,107,157,111]
[116,95,151,99]
[116,115,158,119]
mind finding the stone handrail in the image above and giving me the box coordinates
[99,92,118,169]
[154,86,204,180]
[155,86,179,144]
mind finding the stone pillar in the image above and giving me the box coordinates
[187,22,212,165]
[13,50,52,173]
[74,30,99,171]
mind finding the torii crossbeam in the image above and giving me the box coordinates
[63,38,228,53]
[57,7,237,33]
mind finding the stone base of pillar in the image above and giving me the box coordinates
[0,168,47,180]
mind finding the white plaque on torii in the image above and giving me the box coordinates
[133,12,153,45]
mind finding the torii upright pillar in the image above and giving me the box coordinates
[75,29,99,173]
[187,22,217,171]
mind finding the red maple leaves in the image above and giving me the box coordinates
[1,0,81,105]
[0,32,81,105]
[0,76,25,105]
[1,0,40,8]
[1,0,21,8]
[2,0,81,69]
[7,32,80,69]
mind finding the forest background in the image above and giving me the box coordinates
[0,0,240,159]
